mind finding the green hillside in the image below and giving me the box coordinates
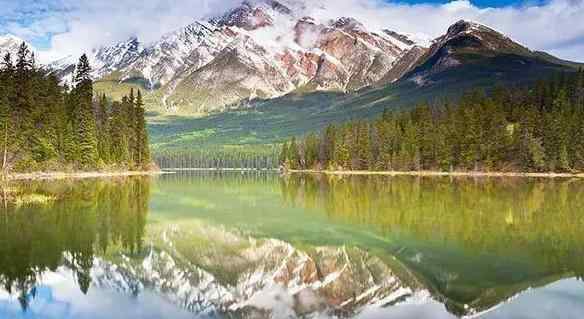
[147,64,577,159]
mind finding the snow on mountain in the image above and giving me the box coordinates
[36,2,549,115]
[0,34,27,59]
[49,0,421,114]
[403,19,535,86]
[91,37,143,78]
[87,226,431,318]
[4,1,573,116]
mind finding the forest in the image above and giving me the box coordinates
[280,70,584,173]
[154,146,279,170]
[0,43,151,173]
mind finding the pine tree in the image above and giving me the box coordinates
[14,43,34,159]
[279,142,289,166]
[320,124,336,168]
[288,137,299,169]
[0,50,152,172]
[96,94,111,163]
[355,122,371,170]
[0,53,14,172]
[72,54,99,167]
[279,72,584,174]
[334,130,351,170]
[134,90,150,168]
[109,101,130,164]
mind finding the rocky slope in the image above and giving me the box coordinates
[64,0,420,114]
[402,20,576,87]
[85,5,580,115]
[3,1,580,117]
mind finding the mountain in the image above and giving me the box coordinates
[0,34,27,59]
[401,20,577,89]
[78,1,580,119]
[96,237,428,318]
[59,0,420,114]
[147,19,583,155]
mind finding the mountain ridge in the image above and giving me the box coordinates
[40,0,422,114]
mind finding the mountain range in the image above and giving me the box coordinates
[1,0,582,153]
[83,0,426,115]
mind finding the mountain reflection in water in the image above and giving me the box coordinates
[0,172,583,319]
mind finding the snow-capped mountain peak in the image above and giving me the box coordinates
[0,34,27,58]
[41,2,555,116]
[65,0,421,113]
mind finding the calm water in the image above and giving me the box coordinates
[1,172,583,319]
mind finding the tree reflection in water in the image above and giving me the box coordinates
[0,177,151,311]
[280,174,584,315]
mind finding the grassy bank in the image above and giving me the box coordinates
[4,170,164,181]
[288,170,584,178]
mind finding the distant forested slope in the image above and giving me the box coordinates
[280,71,584,173]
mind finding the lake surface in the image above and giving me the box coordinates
[1,172,584,319]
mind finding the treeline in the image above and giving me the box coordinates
[280,71,584,173]
[155,147,279,169]
[0,43,151,173]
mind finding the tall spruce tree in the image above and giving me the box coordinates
[14,43,34,161]
[73,54,99,167]
[0,53,14,172]
[97,94,111,163]
[109,100,130,164]
[134,90,150,168]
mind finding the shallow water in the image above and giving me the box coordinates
[1,172,583,318]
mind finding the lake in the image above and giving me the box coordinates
[1,172,583,319]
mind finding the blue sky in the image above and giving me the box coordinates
[2,0,542,48]
[1,0,583,62]
[395,0,545,5]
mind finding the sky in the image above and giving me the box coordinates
[1,0,583,63]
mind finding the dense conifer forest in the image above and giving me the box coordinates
[0,43,151,173]
[280,71,584,173]
[154,147,279,170]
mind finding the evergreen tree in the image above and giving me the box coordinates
[0,53,13,172]
[109,101,130,164]
[97,94,111,163]
[14,43,34,160]
[288,137,300,169]
[279,142,289,166]
[134,90,150,168]
[73,54,99,167]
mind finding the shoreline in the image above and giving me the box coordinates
[5,170,166,181]
[288,169,584,178]
[163,168,278,172]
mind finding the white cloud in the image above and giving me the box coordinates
[6,0,584,63]
[33,0,243,62]
[300,0,584,62]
